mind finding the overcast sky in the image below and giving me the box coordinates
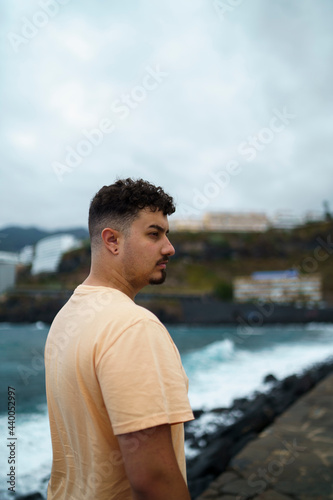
[1,0,333,230]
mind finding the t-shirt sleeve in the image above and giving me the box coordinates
[96,318,194,435]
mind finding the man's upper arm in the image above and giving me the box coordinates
[96,319,194,435]
[117,424,191,500]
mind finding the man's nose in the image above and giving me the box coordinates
[163,238,175,256]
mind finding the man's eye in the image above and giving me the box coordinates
[149,232,158,237]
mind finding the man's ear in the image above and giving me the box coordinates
[101,228,121,255]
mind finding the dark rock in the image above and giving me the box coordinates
[294,372,314,395]
[281,374,298,390]
[209,406,229,414]
[16,493,45,500]
[192,408,205,419]
[187,436,234,480]
[188,475,215,500]
[232,397,249,411]
[263,373,278,383]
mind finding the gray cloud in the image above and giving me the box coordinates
[1,0,332,229]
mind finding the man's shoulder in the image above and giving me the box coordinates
[129,301,163,327]
[79,286,165,332]
[48,285,166,339]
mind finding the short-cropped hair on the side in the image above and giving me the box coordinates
[88,178,176,248]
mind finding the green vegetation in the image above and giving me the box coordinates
[15,220,333,304]
[213,281,234,301]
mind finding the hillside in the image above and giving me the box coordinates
[0,225,89,252]
[15,220,333,304]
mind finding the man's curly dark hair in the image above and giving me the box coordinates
[88,178,176,248]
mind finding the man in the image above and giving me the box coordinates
[45,178,194,500]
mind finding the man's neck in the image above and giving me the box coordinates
[82,272,136,301]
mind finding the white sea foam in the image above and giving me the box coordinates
[0,323,12,331]
[185,409,244,458]
[184,344,333,409]
[35,321,47,330]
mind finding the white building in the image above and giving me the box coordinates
[170,212,269,232]
[169,217,204,232]
[303,211,325,224]
[268,211,304,229]
[19,245,34,265]
[170,210,325,233]
[0,251,19,294]
[203,212,269,232]
[268,210,324,229]
[31,234,81,275]
[234,270,322,304]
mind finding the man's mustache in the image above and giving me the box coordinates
[157,258,169,265]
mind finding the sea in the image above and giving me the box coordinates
[1,321,333,499]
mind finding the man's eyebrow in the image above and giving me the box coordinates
[147,224,170,234]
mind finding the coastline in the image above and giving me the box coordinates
[195,370,333,500]
[1,290,333,324]
[185,357,333,499]
[8,357,333,500]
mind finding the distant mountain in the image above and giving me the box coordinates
[0,226,89,252]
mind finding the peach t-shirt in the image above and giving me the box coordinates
[45,285,194,500]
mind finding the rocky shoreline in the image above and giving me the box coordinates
[11,357,333,500]
[185,357,333,499]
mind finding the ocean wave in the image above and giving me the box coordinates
[182,338,235,370]
[185,337,333,411]
[0,322,13,330]
[305,322,333,331]
[35,321,47,330]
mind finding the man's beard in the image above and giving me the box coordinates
[149,269,166,285]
